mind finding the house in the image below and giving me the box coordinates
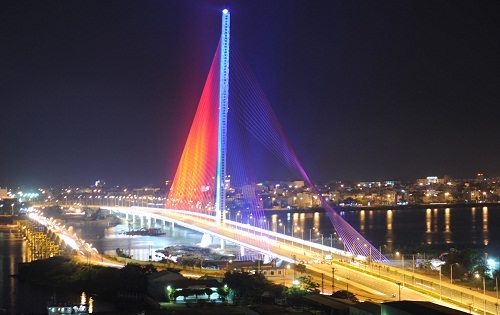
[147,270,223,302]
[350,301,381,315]
[381,301,469,315]
[302,294,356,315]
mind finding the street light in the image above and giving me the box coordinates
[309,228,315,242]
[439,266,442,300]
[332,267,336,293]
[397,282,402,301]
[483,276,486,315]
[495,276,498,315]
[320,234,324,256]
[280,223,286,245]
[346,277,350,296]
[450,263,458,284]
[309,228,316,252]
[300,228,304,251]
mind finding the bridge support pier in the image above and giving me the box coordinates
[240,246,245,257]
[263,254,271,264]
[201,234,213,247]
[220,239,226,250]
[140,216,144,228]
[170,221,174,229]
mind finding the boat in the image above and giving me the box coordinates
[126,228,166,236]
[47,292,92,315]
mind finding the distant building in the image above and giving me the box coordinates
[417,176,445,185]
[0,187,8,198]
[94,180,106,188]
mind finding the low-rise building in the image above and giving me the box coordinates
[381,301,469,315]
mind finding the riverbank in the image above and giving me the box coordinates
[255,202,500,214]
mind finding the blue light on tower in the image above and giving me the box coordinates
[216,9,230,225]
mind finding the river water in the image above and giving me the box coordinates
[258,205,500,256]
[2,204,500,313]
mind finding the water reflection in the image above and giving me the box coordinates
[4,205,500,313]
[471,207,476,232]
[313,212,320,232]
[254,205,500,254]
[445,208,450,232]
[368,210,374,231]
[433,208,438,232]
[386,210,393,246]
[77,205,500,264]
[359,210,365,232]
[426,208,431,233]
[483,207,489,245]
[444,208,451,243]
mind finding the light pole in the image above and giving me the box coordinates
[346,277,350,296]
[280,223,286,245]
[483,276,486,315]
[301,229,304,251]
[439,266,442,300]
[412,255,415,277]
[397,282,402,301]
[370,246,373,274]
[321,234,324,256]
[293,255,297,280]
[332,267,336,293]
[309,228,316,252]
[495,276,498,315]
[309,228,313,251]
[450,263,457,284]
[402,254,405,286]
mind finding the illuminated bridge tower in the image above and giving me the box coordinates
[215,9,230,225]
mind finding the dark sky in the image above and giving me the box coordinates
[1,1,500,188]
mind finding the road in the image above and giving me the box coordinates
[30,206,499,314]
[105,206,498,314]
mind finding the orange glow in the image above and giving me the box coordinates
[166,45,220,214]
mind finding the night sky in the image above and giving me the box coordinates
[1,1,499,188]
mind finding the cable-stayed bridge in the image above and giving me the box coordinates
[105,9,387,265]
[31,10,500,313]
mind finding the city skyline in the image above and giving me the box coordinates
[2,1,500,187]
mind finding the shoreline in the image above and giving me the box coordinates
[253,202,500,214]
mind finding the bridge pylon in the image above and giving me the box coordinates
[215,9,230,225]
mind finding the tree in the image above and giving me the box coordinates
[217,287,229,301]
[204,288,214,300]
[295,263,306,274]
[224,271,274,299]
[115,248,131,259]
[285,275,320,306]
[297,275,320,293]
[332,290,358,302]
